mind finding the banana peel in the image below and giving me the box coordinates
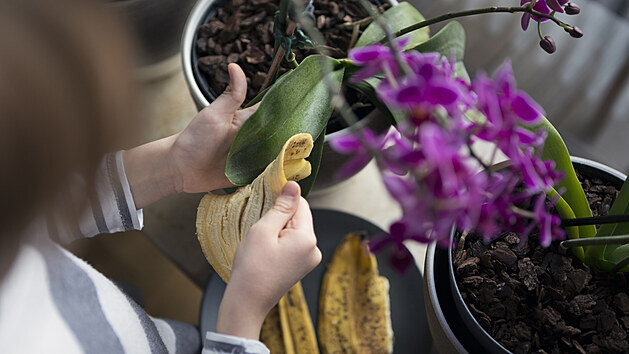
[196,133,318,353]
[318,233,394,353]
[196,133,314,282]
[259,281,319,354]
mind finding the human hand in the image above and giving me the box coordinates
[170,63,258,193]
[123,63,258,209]
[215,181,322,339]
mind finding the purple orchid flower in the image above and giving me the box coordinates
[337,44,567,273]
[521,0,570,31]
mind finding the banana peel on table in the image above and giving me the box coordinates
[195,133,318,353]
[318,233,394,354]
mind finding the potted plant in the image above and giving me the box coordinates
[317,2,629,353]
[182,0,434,190]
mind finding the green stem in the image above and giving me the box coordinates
[560,235,629,248]
[393,6,573,38]
[279,0,290,29]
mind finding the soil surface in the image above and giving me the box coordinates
[195,0,388,103]
[454,172,629,353]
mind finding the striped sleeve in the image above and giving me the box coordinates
[69,151,143,241]
[203,332,270,354]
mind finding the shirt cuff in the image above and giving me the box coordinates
[77,151,143,238]
[202,331,270,354]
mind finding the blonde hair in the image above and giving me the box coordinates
[0,0,140,267]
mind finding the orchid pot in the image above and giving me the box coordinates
[422,157,628,353]
[181,0,420,190]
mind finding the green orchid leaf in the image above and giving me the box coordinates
[547,187,583,259]
[535,118,596,237]
[354,2,429,50]
[345,76,404,125]
[454,61,471,85]
[226,55,344,185]
[298,129,325,198]
[411,21,465,62]
[607,243,629,265]
[587,176,629,266]
[244,70,290,108]
[591,176,629,263]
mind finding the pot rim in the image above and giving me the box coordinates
[424,242,467,351]
[447,155,627,353]
[181,0,215,109]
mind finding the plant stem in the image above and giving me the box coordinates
[393,6,572,38]
[261,20,297,91]
[560,235,629,248]
[561,214,629,227]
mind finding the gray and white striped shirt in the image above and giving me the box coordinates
[0,151,269,354]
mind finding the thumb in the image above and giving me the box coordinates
[212,63,247,113]
[258,181,301,235]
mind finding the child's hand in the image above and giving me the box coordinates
[123,63,257,208]
[215,181,322,340]
[170,63,258,194]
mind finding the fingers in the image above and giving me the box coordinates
[212,63,247,114]
[255,181,301,235]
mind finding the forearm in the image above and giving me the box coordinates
[123,134,182,209]
[215,284,268,340]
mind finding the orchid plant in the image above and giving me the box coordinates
[224,0,629,274]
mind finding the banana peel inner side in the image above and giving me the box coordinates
[318,233,394,354]
[195,132,313,282]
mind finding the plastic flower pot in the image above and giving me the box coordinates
[425,156,627,353]
[181,0,393,189]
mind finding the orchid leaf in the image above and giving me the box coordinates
[608,244,629,266]
[535,118,596,239]
[454,62,471,84]
[411,21,465,62]
[548,187,583,259]
[354,2,429,50]
[226,55,344,185]
[587,176,629,269]
[345,76,405,125]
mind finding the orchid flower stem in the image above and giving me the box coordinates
[560,235,629,249]
[537,19,544,41]
[393,6,573,38]
[561,214,629,227]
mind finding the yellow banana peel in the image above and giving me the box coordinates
[318,233,394,354]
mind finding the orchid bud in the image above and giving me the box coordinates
[568,26,583,38]
[539,36,556,54]
[564,3,581,15]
